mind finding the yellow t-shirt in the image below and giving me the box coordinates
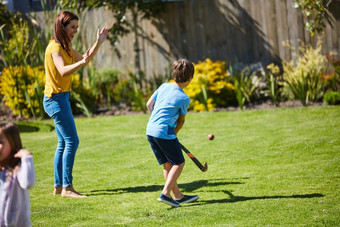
[44,40,74,98]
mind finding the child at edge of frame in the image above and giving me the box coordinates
[146,59,199,207]
[0,122,36,226]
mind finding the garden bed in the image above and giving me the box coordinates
[0,100,326,123]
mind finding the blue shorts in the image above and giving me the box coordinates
[147,135,185,165]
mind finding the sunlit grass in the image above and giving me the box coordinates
[20,106,340,226]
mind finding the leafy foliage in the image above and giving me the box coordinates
[294,0,333,36]
[266,63,283,107]
[229,66,261,110]
[183,59,235,112]
[325,52,340,92]
[90,67,121,109]
[282,39,328,106]
[0,66,45,118]
[0,15,44,69]
[69,73,94,117]
[323,91,340,105]
[59,0,166,45]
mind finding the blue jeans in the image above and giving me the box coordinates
[43,92,79,188]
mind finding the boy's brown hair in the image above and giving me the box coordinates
[172,59,194,83]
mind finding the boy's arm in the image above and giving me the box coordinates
[175,113,186,134]
[146,97,156,113]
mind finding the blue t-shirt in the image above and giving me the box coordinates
[146,83,190,140]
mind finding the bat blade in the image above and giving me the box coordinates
[179,143,208,172]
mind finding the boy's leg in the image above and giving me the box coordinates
[162,162,185,197]
[163,162,199,203]
[163,162,184,199]
[148,136,191,205]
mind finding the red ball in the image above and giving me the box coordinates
[208,134,214,140]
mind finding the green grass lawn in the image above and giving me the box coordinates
[19,106,340,226]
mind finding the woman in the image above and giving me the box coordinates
[43,11,108,198]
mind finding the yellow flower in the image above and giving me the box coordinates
[0,65,45,118]
[267,63,280,74]
[182,58,235,111]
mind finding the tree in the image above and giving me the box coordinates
[294,0,334,36]
[59,0,166,78]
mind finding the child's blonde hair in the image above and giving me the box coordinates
[0,122,22,169]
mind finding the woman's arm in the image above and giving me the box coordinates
[52,49,90,77]
[87,27,109,60]
[74,27,109,63]
[53,27,109,77]
[73,49,84,62]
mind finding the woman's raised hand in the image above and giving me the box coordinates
[82,48,91,65]
[97,27,109,43]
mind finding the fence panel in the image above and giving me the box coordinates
[55,0,339,78]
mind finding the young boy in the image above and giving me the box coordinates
[146,59,198,207]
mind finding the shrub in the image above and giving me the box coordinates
[265,63,283,107]
[87,68,152,113]
[70,73,93,117]
[228,65,263,110]
[126,71,150,113]
[91,67,121,109]
[282,39,328,106]
[323,91,340,105]
[0,14,44,70]
[184,58,235,112]
[0,65,93,118]
[325,52,340,92]
[0,65,45,118]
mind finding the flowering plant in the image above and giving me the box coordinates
[183,59,235,112]
[282,39,328,105]
[0,65,45,118]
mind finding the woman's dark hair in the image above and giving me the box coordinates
[172,59,195,83]
[0,122,22,169]
[53,11,78,55]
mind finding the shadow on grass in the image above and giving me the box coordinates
[86,179,242,196]
[197,190,324,205]
[17,122,55,133]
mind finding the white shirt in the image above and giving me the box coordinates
[0,155,36,227]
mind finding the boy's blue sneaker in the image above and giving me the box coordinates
[157,193,180,207]
[174,195,199,204]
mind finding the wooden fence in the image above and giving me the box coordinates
[58,0,340,78]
